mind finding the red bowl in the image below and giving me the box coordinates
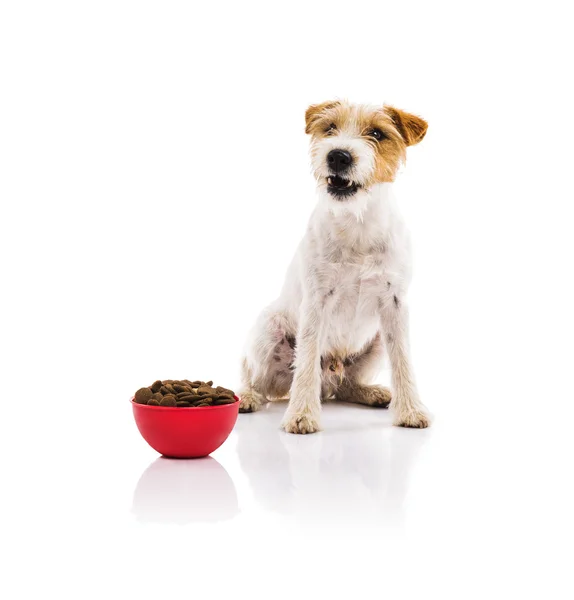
[131,396,239,458]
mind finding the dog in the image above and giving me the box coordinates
[239,100,430,434]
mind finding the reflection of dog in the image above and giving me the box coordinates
[235,403,427,527]
[239,100,431,433]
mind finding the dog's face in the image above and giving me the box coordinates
[305,100,427,205]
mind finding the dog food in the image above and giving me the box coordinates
[133,379,237,407]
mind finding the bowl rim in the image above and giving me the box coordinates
[130,395,239,410]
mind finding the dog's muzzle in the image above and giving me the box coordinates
[325,149,361,200]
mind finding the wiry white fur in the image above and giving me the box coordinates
[311,124,375,221]
[240,106,430,434]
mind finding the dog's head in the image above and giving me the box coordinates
[305,100,427,207]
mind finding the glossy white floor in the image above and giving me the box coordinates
[6,384,572,600]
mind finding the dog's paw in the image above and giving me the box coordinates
[239,391,263,413]
[364,385,392,408]
[393,407,431,429]
[281,412,321,435]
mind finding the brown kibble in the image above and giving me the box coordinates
[213,397,236,405]
[135,388,153,404]
[216,386,235,397]
[150,380,163,393]
[191,398,210,406]
[160,395,177,407]
[197,386,214,395]
[136,379,235,408]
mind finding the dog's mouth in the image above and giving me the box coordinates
[326,176,361,199]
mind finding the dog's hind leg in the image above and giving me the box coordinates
[239,309,296,413]
[238,358,268,413]
[335,333,393,408]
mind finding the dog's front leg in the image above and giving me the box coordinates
[381,295,431,428]
[281,301,323,434]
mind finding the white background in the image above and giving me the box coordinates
[1,1,573,599]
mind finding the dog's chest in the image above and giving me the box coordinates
[318,254,389,309]
[316,246,393,353]
[317,231,393,293]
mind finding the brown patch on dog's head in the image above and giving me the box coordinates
[306,100,428,191]
[384,105,428,146]
[366,109,410,184]
[365,106,428,184]
[305,101,341,134]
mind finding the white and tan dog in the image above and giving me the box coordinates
[239,100,430,434]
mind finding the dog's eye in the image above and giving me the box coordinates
[368,128,386,141]
[325,123,337,135]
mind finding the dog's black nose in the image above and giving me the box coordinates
[327,149,353,172]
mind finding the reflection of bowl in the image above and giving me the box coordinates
[131,397,239,458]
[132,456,239,524]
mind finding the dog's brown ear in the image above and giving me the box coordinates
[384,106,428,146]
[305,101,340,134]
